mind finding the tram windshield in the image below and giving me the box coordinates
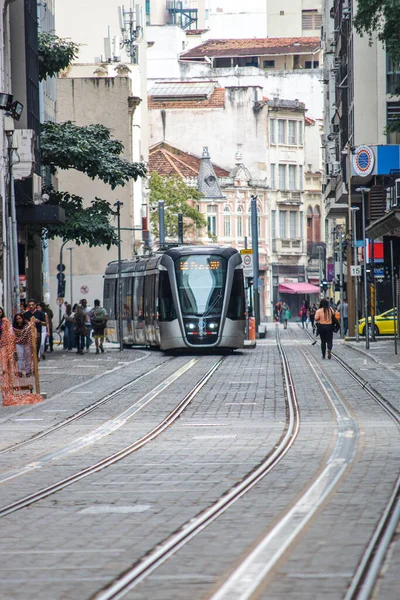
[175,254,226,316]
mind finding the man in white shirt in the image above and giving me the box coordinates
[80,298,93,351]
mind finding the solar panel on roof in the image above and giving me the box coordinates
[149,81,216,99]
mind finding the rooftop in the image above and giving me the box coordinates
[148,83,225,109]
[148,142,229,179]
[180,37,321,59]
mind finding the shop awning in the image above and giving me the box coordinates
[278,282,320,295]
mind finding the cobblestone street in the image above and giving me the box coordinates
[0,327,398,599]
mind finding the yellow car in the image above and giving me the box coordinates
[358,308,398,337]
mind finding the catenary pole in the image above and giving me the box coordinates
[359,187,370,350]
[114,201,124,352]
[351,207,360,342]
[390,240,398,355]
[158,200,165,248]
[251,195,260,331]
[339,230,344,337]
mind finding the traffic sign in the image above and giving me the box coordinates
[240,249,254,278]
[351,265,361,276]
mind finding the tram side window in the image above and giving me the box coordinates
[227,269,245,320]
[122,278,133,320]
[144,274,155,321]
[133,275,144,321]
[159,271,176,322]
[103,279,116,320]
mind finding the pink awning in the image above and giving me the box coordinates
[278,282,320,295]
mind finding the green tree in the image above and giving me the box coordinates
[38,33,79,81]
[149,172,207,241]
[354,0,400,66]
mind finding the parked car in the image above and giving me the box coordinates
[358,308,398,336]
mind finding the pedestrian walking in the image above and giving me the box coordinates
[309,302,317,333]
[23,300,47,359]
[338,299,349,336]
[90,299,108,354]
[315,298,335,359]
[299,301,308,328]
[80,299,92,351]
[73,305,88,355]
[38,302,52,359]
[57,304,75,350]
[13,314,31,377]
[281,302,291,330]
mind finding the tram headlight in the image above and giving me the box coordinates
[186,322,196,330]
[208,322,218,330]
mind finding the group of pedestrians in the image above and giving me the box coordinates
[57,299,108,355]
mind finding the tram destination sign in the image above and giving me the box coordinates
[240,249,254,278]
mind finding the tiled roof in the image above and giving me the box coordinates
[185,29,209,35]
[149,142,229,179]
[305,116,316,125]
[180,37,321,59]
[148,86,225,109]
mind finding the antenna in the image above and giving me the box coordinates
[118,6,124,31]
[104,37,112,62]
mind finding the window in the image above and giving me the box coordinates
[278,119,286,144]
[387,102,400,144]
[207,215,217,236]
[299,211,303,239]
[263,60,275,69]
[288,121,297,145]
[279,211,286,238]
[223,206,231,237]
[279,164,286,189]
[159,271,176,322]
[298,121,303,145]
[387,55,400,95]
[237,206,243,237]
[302,9,322,30]
[290,211,297,238]
[305,61,320,69]
[175,255,226,317]
[227,269,245,320]
[270,163,276,188]
[289,165,296,190]
[270,120,276,144]
[299,165,303,190]
[271,210,276,251]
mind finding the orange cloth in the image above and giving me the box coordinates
[315,307,334,325]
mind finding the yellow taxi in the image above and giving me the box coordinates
[358,308,398,336]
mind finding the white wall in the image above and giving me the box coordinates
[205,0,267,38]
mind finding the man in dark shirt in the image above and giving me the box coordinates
[23,299,47,356]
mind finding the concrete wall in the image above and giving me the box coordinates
[206,0,267,38]
[267,0,322,37]
[49,76,136,318]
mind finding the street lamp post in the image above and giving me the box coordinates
[356,187,371,350]
[250,195,260,331]
[114,201,124,352]
[67,248,73,306]
[350,207,360,342]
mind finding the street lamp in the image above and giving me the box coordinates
[356,187,371,349]
[67,248,74,306]
[114,201,124,352]
[350,207,360,342]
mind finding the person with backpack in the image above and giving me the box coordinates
[90,299,108,354]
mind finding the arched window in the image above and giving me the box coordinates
[313,205,321,242]
[224,206,231,237]
[237,206,243,237]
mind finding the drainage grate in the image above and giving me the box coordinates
[79,505,150,514]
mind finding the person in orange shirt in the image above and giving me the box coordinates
[315,298,335,359]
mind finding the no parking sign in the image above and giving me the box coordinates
[240,249,254,278]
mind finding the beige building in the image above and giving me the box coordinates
[267,0,323,37]
[49,69,144,309]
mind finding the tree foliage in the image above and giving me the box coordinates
[41,121,146,189]
[149,172,207,241]
[38,33,79,81]
[354,0,400,66]
[39,188,118,249]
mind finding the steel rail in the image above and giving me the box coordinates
[90,327,300,600]
[301,326,400,599]
[0,358,172,456]
[0,357,223,518]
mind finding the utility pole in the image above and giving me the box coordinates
[6,131,20,314]
[177,213,183,245]
[67,248,73,306]
[114,201,124,352]
[158,200,165,248]
[357,187,371,350]
[346,142,356,342]
[390,240,398,356]
[351,207,360,342]
[250,195,260,330]
[339,230,344,337]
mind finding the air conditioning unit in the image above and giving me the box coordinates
[395,179,400,207]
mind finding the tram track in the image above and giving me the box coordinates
[89,327,300,600]
[300,326,400,600]
[0,357,172,456]
[0,356,224,515]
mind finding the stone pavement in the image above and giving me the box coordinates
[0,328,398,599]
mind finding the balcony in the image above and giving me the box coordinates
[276,190,302,205]
[276,238,304,255]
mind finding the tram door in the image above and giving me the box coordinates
[122,276,133,344]
[133,271,146,345]
[144,272,156,345]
